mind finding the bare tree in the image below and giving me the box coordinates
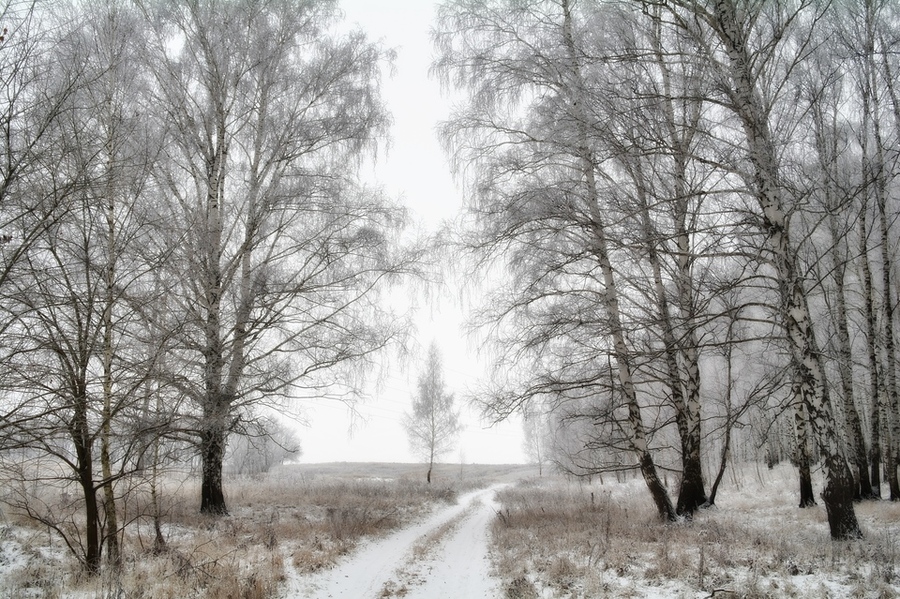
[227,414,301,476]
[0,1,82,293]
[436,0,738,521]
[138,0,414,514]
[403,342,461,484]
[522,401,550,476]
[657,0,862,538]
[856,0,900,501]
[0,2,163,573]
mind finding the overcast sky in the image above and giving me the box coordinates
[295,1,527,465]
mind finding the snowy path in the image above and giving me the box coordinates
[283,485,504,598]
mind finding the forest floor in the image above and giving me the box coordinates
[1,461,899,598]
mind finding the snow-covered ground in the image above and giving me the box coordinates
[283,484,505,598]
[3,463,899,598]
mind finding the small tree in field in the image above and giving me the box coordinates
[404,343,461,483]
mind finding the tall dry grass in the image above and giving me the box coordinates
[491,464,900,598]
[1,462,529,598]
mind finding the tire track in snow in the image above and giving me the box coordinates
[284,485,503,598]
[392,489,502,598]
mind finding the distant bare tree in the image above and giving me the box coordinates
[227,414,301,476]
[404,342,461,483]
[522,402,550,476]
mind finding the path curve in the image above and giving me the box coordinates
[283,485,504,598]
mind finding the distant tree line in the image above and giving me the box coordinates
[0,0,415,575]
[435,0,900,540]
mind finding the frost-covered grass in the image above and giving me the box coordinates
[0,461,528,598]
[491,463,900,598]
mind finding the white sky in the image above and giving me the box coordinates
[295,1,526,464]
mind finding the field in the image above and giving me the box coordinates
[0,462,528,598]
[0,461,898,598]
[492,464,900,598]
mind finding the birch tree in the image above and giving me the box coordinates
[856,0,900,501]
[435,0,678,520]
[658,0,862,538]
[522,402,550,476]
[0,2,162,572]
[140,0,411,514]
[803,48,874,500]
[403,342,461,483]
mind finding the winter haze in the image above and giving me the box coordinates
[0,0,899,597]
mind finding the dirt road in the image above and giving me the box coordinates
[284,485,504,598]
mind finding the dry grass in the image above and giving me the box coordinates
[0,462,531,598]
[491,464,900,598]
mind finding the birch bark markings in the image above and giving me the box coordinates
[561,0,676,521]
[647,13,708,516]
[144,0,398,515]
[705,0,861,538]
[856,56,886,499]
[862,0,900,500]
[810,94,874,500]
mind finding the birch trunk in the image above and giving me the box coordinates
[649,13,707,516]
[811,100,873,500]
[100,188,120,566]
[862,1,900,499]
[199,103,229,515]
[793,389,817,508]
[632,164,706,516]
[858,70,884,500]
[563,0,676,521]
[711,0,860,538]
[859,195,884,499]
[826,213,873,500]
[871,89,900,502]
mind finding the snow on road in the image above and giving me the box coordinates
[283,485,504,598]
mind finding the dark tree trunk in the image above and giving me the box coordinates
[822,455,864,539]
[798,459,817,508]
[677,443,707,517]
[888,452,900,501]
[200,425,228,515]
[860,225,882,500]
[795,397,817,508]
[707,316,737,508]
[79,469,102,575]
[73,413,102,574]
[870,408,882,498]
[855,454,875,501]
[639,453,677,522]
[426,464,432,484]
[706,425,731,507]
